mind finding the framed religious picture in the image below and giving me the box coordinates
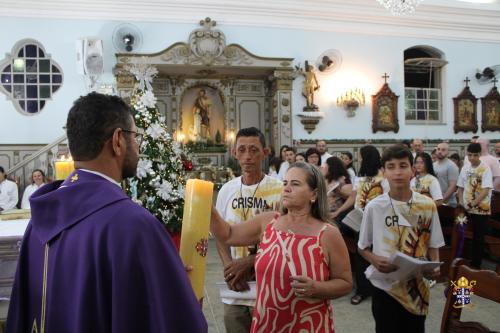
[372,82,399,133]
[453,83,478,134]
[481,84,500,132]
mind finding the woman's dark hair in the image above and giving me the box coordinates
[450,153,460,161]
[449,153,461,167]
[295,152,306,161]
[341,151,355,172]
[31,169,46,183]
[281,162,329,222]
[358,145,382,177]
[305,148,321,166]
[325,157,351,183]
[415,152,436,177]
[401,140,412,149]
[381,144,414,167]
[279,145,290,160]
[66,92,133,161]
[269,156,282,173]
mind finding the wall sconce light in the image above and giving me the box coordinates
[227,130,235,142]
[337,88,365,117]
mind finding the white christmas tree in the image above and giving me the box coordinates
[126,62,190,233]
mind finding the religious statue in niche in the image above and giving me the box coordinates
[481,78,500,132]
[192,89,211,140]
[181,86,225,143]
[297,61,320,111]
[453,77,477,134]
[372,73,399,133]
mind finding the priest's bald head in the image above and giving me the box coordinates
[66,92,140,181]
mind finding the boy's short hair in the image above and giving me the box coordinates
[381,144,414,167]
[467,142,481,154]
[284,146,296,154]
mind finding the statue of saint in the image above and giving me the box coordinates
[300,61,320,111]
[192,89,211,140]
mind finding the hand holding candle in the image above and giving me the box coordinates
[179,179,214,304]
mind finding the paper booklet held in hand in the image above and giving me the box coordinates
[216,281,257,300]
[365,251,443,291]
[341,208,363,232]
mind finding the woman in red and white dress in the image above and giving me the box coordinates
[211,162,352,332]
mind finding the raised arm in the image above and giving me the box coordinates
[211,207,274,247]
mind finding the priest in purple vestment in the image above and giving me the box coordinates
[6,92,207,333]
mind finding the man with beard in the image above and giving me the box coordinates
[433,142,459,207]
[7,93,207,333]
[316,140,332,166]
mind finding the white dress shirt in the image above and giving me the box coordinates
[21,183,45,209]
[0,179,19,210]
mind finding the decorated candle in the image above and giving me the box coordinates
[179,179,214,303]
[54,156,75,180]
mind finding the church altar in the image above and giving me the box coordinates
[0,209,31,221]
[0,218,29,330]
[0,219,29,237]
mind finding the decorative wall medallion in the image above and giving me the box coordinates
[196,238,208,257]
[189,17,225,65]
[281,114,290,123]
[160,18,253,66]
[281,98,289,107]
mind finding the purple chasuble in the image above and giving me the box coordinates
[6,170,207,333]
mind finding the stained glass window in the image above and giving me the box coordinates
[0,39,63,115]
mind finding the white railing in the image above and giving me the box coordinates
[6,134,68,192]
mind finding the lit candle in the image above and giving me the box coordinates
[179,179,214,304]
[55,155,75,180]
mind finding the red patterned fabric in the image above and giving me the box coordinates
[251,221,334,333]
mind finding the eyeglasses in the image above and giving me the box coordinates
[122,129,144,145]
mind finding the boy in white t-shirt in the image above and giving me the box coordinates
[358,145,445,333]
[457,142,493,268]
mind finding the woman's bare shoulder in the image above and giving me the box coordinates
[320,223,343,243]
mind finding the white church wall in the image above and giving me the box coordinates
[1,16,499,145]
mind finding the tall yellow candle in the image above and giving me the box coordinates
[179,179,214,303]
[55,156,75,180]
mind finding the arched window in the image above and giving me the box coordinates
[0,39,63,115]
[404,46,447,123]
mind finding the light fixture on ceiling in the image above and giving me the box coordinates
[377,0,423,15]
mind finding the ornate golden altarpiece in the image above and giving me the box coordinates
[114,18,295,166]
